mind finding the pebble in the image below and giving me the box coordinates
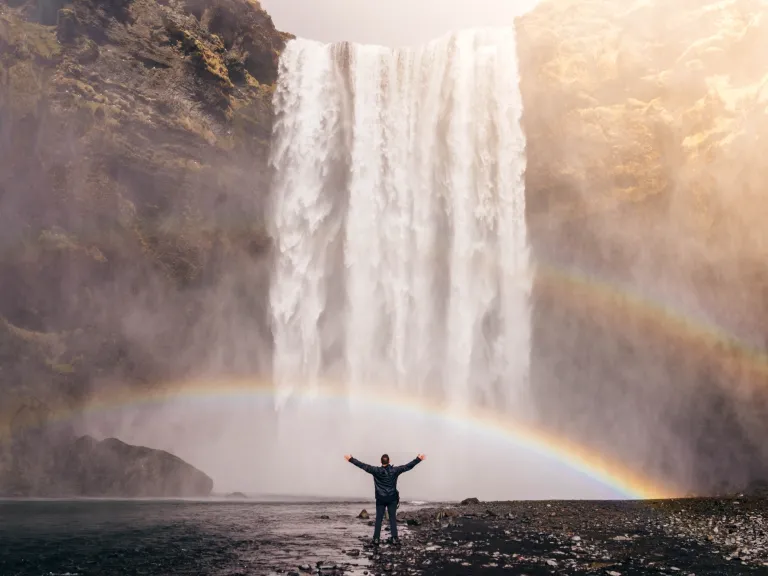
[364,498,768,575]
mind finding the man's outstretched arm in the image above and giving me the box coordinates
[344,454,377,474]
[393,454,426,475]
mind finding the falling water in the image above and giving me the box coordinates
[269,29,530,412]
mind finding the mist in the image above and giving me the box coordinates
[517,0,768,495]
[3,0,768,501]
[76,393,629,500]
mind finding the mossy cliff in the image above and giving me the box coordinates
[517,0,768,493]
[0,0,289,492]
[0,0,289,404]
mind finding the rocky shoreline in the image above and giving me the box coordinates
[349,498,768,575]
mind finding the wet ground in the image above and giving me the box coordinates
[0,499,388,575]
[1,498,766,575]
[370,498,768,575]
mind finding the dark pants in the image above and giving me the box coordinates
[373,500,398,541]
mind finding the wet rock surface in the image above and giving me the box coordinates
[0,500,377,575]
[363,499,768,575]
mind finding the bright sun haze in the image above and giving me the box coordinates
[260,0,540,46]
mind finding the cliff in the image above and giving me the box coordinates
[517,0,768,493]
[0,0,287,496]
[0,394,213,496]
[0,0,288,406]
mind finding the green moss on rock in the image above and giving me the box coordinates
[0,0,289,403]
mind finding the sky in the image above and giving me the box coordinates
[260,0,541,46]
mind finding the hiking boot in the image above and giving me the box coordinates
[371,538,380,547]
[388,537,401,546]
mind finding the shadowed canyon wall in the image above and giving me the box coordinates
[517,0,768,493]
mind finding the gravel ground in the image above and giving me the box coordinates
[354,497,768,575]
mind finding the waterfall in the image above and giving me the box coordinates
[269,29,530,412]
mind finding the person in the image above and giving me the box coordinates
[344,452,425,545]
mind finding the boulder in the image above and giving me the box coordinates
[57,436,214,497]
[460,497,480,505]
[0,431,214,497]
[225,491,248,499]
[55,8,77,44]
[358,509,370,519]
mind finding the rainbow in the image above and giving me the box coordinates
[535,263,768,388]
[5,262,745,501]
[7,378,680,500]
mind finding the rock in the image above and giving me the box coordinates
[0,0,291,424]
[55,8,77,44]
[406,518,421,526]
[516,0,768,499]
[358,509,370,519]
[55,436,213,497]
[75,39,100,64]
[460,498,480,506]
[374,498,768,573]
[0,395,211,497]
[319,514,330,519]
[225,492,248,499]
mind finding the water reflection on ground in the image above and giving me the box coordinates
[0,500,419,575]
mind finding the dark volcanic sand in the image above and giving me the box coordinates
[2,498,767,575]
[366,498,768,575]
[0,500,380,575]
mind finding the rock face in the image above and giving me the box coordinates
[517,0,768,493]
[57,435,214,497]
[0,0,288,404]
[0,394,213,496]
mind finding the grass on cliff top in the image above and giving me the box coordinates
[0,12,61,62]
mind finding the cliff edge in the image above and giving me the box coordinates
[517,0,768,494]
[0,0,288,403]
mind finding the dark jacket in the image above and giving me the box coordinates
[349,456,422,503]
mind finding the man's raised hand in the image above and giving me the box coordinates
[344,454,352,461]
[418,454,426,460]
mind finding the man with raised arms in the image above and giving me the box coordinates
[344,453,426,545]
